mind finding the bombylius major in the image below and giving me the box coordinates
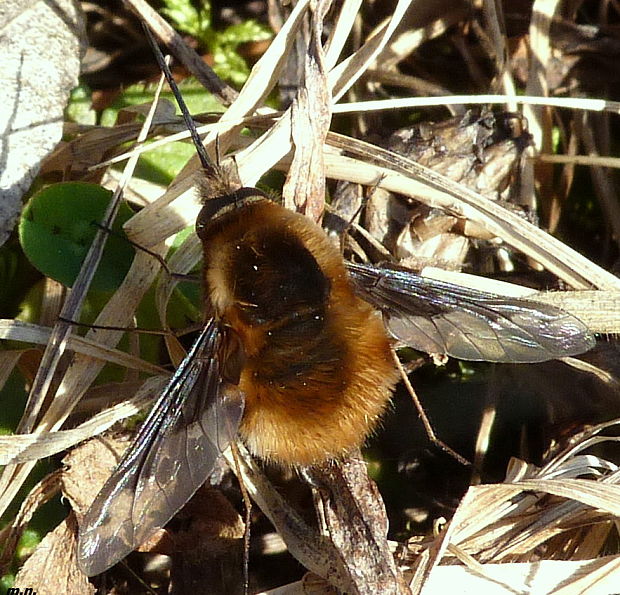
[76,34,595,577]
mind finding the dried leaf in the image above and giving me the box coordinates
[0,0,84,245]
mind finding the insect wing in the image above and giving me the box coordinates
[347,263,595,363]
[77,319,244,576]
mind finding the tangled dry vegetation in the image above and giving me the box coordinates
[1,1,620,593]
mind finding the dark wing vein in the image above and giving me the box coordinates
[347,263,595,363]
[77,318,244,576]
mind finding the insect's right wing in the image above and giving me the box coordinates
[77,318,244,577]
[348,262,595,363]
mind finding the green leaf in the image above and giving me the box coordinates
[66,83,96,125]
[160,0,211,39]
[16,529,40,560]
[0,574,15,594]
[211,21,272,85]
[19,182,135,292]
[219,20,272,46]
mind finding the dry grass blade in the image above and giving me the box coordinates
[329,0,414,101]
[235,0,412,186]
[524,0,559,149]
[282,2,332,220]
[507,478,620,517]
[0,376,166,465]
[123,166,203,249]
[0,320,166,375]
[201,0,310,156]
[331,94,620,115]
[323,0,363,70]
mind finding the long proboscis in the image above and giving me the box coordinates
[141,23,219,178]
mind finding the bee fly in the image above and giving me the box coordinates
[77,29,594,577]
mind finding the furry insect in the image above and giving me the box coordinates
[76,33,595,577]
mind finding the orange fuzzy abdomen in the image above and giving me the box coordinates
[237,290,398,467]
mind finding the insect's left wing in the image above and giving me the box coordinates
[77,318,244,576]
[347,262,595,363]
